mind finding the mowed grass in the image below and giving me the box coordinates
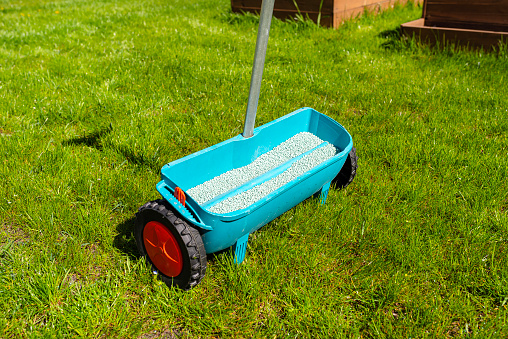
[0,0,507,337]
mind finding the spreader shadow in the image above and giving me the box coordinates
[63,124,160,170]
[63,124,113,150]
[378,27,404,50]
[207,247,235,264]
[113,217,140,259]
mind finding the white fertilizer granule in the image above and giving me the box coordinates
[187,132,337,211]
[208,143,337,214]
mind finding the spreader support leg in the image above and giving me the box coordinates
[234,233,250,264]
[320,181,331,205]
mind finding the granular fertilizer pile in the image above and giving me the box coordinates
[209,143,337,214]
[187,132,337,212]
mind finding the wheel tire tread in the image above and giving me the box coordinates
[135,199,207,290]
[333,147,358,189]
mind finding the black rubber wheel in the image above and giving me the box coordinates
[135,199,207,290]
[333,147,358,189]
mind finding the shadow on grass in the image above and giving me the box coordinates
[378,27,404,50]
[113,217,140,259]
[63,124,113,150]
[113,145,161,171]
[63,124,160,170]
[207,247,235,264]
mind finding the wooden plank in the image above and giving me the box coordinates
[231,0,334,27]
[333,0,395,12]
[232,0,421,28]
[232,0,334,15]
[332,0,402,26]
[401,18,508,49]
[424,0,508,32]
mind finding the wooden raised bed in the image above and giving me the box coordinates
[401,0,508,49]
[232,0,421,28]
[423,0,508,32]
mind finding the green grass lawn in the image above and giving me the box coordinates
[1,0,507,337]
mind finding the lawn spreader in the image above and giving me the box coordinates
[134,0,358,290]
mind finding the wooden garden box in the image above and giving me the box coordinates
[402,0,508,49]
[232,0,420,28]
[423,0,508,32]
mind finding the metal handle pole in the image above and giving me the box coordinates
[242,0,275,138]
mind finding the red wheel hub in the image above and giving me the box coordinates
[143,221,183,277]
